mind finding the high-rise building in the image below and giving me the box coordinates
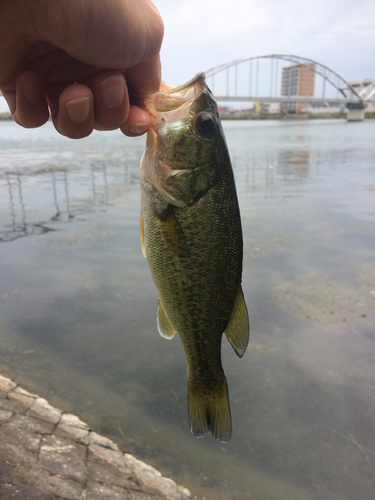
[281,63,316,113]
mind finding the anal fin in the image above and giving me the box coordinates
[224,286,250,358]
[157,296,177,339]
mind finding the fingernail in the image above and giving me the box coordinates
[99,75,125,107]
[20,71,43,105]
[65,97,90,123]
[128,123,150,134]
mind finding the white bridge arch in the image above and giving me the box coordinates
[204,54,366,106]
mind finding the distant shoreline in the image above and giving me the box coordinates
[220,111,375,120]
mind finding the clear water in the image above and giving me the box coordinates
[0,119,374,500]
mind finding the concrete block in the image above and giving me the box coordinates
[60,412,90,429]
[85,480,133,500]
[124,453,192,500]
[8,387,37,410]
[55,422,90,445]
[40,434,88,483]
[46,473,85,499]
[0,375,17,393]
[87,459,140,489]
[0,408,13,424]
[27,397,62,424]
[89,431,119,450]
[11,414,55,434]
[0,421,42,452]
[88,442,125,468]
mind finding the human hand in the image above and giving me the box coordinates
[0,0,164,139]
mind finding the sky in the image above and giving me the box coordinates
[1,0,374,113]
[155,0,375,85]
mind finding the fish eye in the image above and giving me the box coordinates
[194,112,216,136]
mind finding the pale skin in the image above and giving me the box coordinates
[0,0,164,138]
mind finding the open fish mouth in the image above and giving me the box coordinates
[153,73,207,112]
[140,73,208,116]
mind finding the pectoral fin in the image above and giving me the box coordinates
[157,296,177,339]
[140,211,146,258]
[224,286,249,358]
[157,206,188,257]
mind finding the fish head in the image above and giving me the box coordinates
[140,73,226,207]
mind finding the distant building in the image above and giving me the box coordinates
[253,102,281,115]
[303,103,343,115]
[253,102,262,115]
[281,63,316,113]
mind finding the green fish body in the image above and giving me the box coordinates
[140,74,249,442]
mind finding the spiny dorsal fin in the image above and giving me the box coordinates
[224,286,249,358]
[157,296,177,339]
[140,211,146,258]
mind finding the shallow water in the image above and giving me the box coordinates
[0,119,374,500]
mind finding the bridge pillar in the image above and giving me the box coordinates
[346,102,366,122]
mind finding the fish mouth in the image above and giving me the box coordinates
[141,73,208,116]
[154,73,207,112]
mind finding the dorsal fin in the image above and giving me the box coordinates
[224,286,249,358]
[157,296,177,339]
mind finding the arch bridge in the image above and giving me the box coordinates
[204,55,372,121]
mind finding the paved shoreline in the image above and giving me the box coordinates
[0,374,194,500]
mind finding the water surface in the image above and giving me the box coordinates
[0,119,374,500]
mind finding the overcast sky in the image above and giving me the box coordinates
[155,0,375,85]
[1,0,374,113]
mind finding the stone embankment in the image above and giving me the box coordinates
[0,374,194,500]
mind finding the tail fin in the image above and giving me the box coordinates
[187,374,232,443]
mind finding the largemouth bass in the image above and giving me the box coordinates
[139,73,249,442]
